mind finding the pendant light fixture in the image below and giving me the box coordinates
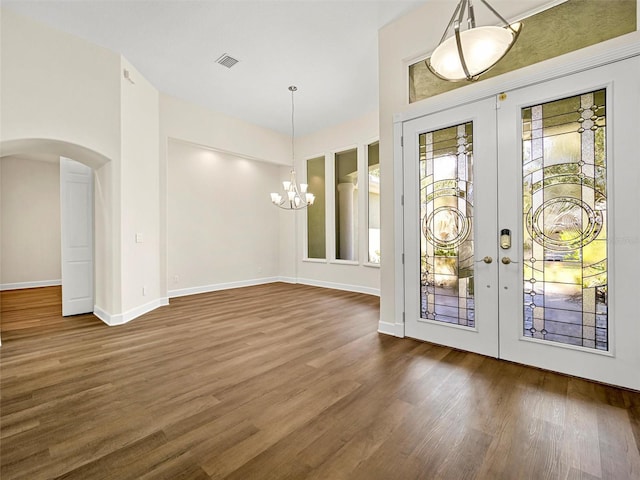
[270,86,315,210]
[426,0,522,82]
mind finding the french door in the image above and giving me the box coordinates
[403,57,640,390]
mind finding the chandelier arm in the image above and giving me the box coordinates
[454,25,473,81]
[467,0,476,29]
[437,0,464,46]
[505,22,520,36]
[274,188,311,210]
[456,0,468,26]
[479,0,512,27]
[275,203,310,210]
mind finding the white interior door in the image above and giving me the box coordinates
[403,56,640,390]
[60,157,94,316]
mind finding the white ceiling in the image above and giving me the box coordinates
[2,0,560,137]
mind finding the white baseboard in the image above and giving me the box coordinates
[93,297,169,326]
[0,279,62,291]
[296,277,380,297]
[276,276,297,284]
[168,276,379,299]
[168,277,281,298]
[92,305,113,325]
[378,320,405,337]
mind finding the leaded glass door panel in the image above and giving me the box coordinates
[497,57,640,390]
[403,55,640,390]
[403,98,499,358]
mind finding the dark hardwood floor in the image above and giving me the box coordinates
[1,283,639,479]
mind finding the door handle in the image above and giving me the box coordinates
[501,257,519,265]
[475,256,493,264]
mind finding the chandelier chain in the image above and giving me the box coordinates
[290,86,295,165]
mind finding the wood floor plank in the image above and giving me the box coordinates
[1,283,639,479]
[561,379,604,478]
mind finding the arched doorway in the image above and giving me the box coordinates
[0,138,111,339]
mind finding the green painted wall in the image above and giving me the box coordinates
[307,156,326,259]
[368,141,380,168]
[410,0,636,102]
[335,148,358,183]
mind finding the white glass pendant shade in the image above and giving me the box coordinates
[429,23,521,81]
[426,0,522,82]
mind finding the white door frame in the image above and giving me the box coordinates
[394,37,640,390]
[391,33,640,340]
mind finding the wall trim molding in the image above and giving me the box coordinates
[93,297,169,326]
[88,277,379,326]
[168,276,380,299]
[276,276,297,284]
[378,320,405,338]
[168,277,282,298]
[0,279,62,291]
[295,277,380,297]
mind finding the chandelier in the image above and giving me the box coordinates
[426,0,522,82]
[270,86,315,210]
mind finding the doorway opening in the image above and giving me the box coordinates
[0,139,110,342]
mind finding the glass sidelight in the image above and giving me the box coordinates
[522,89,608,350]
[419,122,475,327]
[307,156,326,259]
[335,148,358,261]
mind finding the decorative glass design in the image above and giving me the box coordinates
[419,122,475,327]
[522,89,608,350]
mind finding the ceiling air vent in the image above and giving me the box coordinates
[215,53,239,68]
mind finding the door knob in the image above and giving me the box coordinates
[502,257,512,264]
[482,256,493,264]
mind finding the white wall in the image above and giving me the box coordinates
[167,140,282,296]
[0,155,61,287]
[120,58,162,314]
[159,94,293,300]
[295,110,380,295]
[0,6,390,329]
[0,8,121,315]
[0,9,121,163]
[0,10,163,323]
[160,94,292,166]
[0,9,298,324]
[378,2,438,334]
